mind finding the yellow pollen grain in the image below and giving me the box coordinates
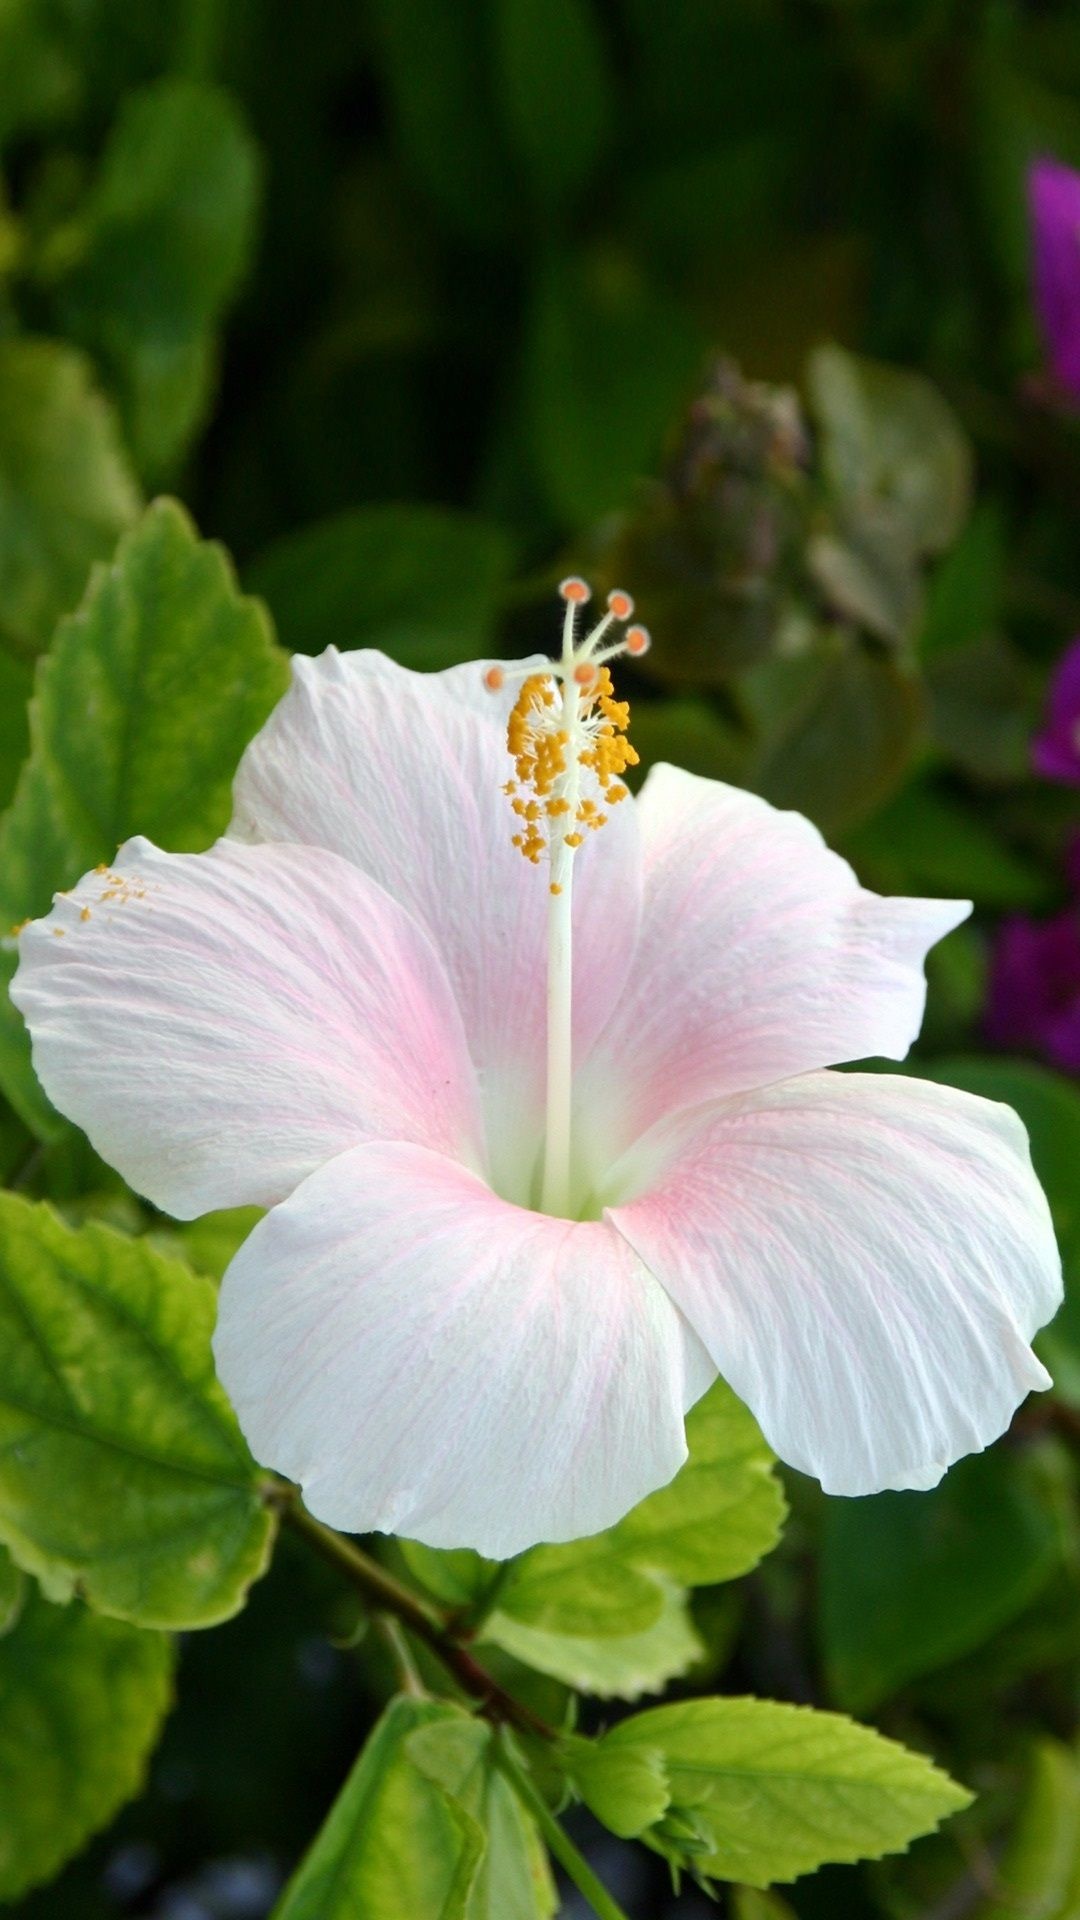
[80,906,91,921]
[503,658,636,863]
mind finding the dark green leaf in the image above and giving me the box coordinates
[0,337,140,660]
[0,1543,24,1637]
[0,1585,173,1901]
[56,79,260,478]
[819,1450,1060,1713]
[0,1193,276,1628]
[808,344,972,556]
[843,781,1050,910]
[744,638,925,833]
[974,1740,1080,1918]
[927,631,1038,783]
[368,0,514,242]
[528,249,701,528]
[491,0,612,206]
[248,505,513,668]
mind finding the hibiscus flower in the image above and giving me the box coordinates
[12,584,1061,1557]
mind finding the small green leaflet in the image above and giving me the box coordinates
[0,1584,173,1901]
[484,1575,703,1699]
[0,496,288,1135]
[567,1696,971,1888]
[0,1193,276,1628]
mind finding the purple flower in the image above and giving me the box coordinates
[1029,157,1080,400]
[1033,636,1080,784]
[986,907,1080,1074]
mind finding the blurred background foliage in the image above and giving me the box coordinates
[4,0,1080,1914]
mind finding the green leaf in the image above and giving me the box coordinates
[627,698,750,788]
[0,0,80,146]
[808,344,972,556]
[598,1696,971,1887]
[491,0,612,206]
[484,1576,703,1699]
[0,336,140,660]
[926,631,1037,784]
[56,80,260,477]
[496,1377,785,1636]
[0,495,287,1135]
[742,636,925,834]
[273,1697,489,1920]
[843,780,1049,911]
[528,248,702,528]
[918,1058,1080,1403]
[399,1541,504,1611]
[408,1714,558,1919]
[0,647,32,811]
[0,1543,24,1637]
[368,0,514,242]
[918,502,1004,660]
[819,1449,1060,1714]
[248,505,513,668]
[0,1584,173,1901]
[808,508,922,645]
[975,1740,1080,1918]
[0,1192,276,1628]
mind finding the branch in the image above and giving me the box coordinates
[273,1489,555,1741]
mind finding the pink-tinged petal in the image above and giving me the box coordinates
[608,1071,1060,1497]
[214,1141,714,1556]
[579,767,969,1164]
[229,650,642,1156]
[12,838,481,1219]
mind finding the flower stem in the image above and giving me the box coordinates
[495,1733,633,1920]
[276,1490,554,1740]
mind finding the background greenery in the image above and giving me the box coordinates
[3,0,1080,1914]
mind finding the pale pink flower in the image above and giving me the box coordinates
[12,585,1061,1557]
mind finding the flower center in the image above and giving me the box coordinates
[484,579,648,1217]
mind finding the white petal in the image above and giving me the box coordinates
[214,1140,714,1556]
[12,838,481,1218]
[229,650,642,1178]
[580,765,968,1164]
[608,1071,1061,1496]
